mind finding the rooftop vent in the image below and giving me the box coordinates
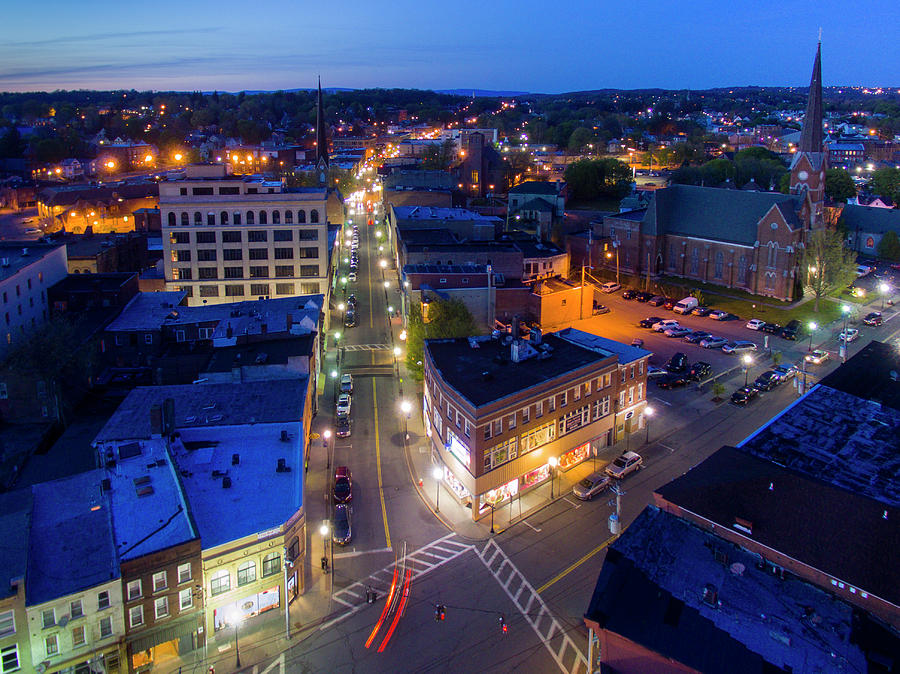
[132,475,150,487]
[101,478,112,492]
[0,258,8,267]
[232,453,240,466]
[701,583,719,608]
[280,429,289,442]
[276,458,291,473]
[21,248,28,257]
[136,486,154,497]
[222,476,232,488]
[733,517,753,535]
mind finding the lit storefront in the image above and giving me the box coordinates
[213,586,281,631]
[478,478,519,514]
[558,442,591,471]
[521,464,551,490]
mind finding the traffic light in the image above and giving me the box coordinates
[434,604,446,621]
[499,615,508,634]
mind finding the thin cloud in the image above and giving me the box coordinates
[1,27,221,49]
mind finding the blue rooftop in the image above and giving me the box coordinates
[170,423,303,548]
[105,440,197,561]
[27,470,118,606]
[556,327,652,364]
[0,490,32,599]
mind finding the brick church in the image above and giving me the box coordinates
[593,43,828,301]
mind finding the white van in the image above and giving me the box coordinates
[673,296,698,314]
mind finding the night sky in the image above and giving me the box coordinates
[2,0,897,93]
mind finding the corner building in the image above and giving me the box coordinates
[423,329,649,520]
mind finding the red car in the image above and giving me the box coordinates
[334,467,352,504]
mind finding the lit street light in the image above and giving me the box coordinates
[319,521,330,574]
[226,609,243,667]
[742,354,753,386]
[548,456,558,498]
[840,304,851,362]
[432,466,442,512]
[644,406,654,444]
[808,321,817,352]
[880,282,890,311]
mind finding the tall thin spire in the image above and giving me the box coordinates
[798,42,824,153]
[315,77,328,166]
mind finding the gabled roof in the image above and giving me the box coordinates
[841,204,900,234]
[513,197,555,212]
[508,181,560,196]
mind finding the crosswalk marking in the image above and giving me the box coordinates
[342,343,391,352]
[478,538,588,674]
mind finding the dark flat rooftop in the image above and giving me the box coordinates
[657,446,899,606]
[817,340,900,411]
[204,335,314,373]
[425,333,609,408]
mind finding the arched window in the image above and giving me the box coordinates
[310,209,319,223]
[237,561,256,586]
[167,212,176,226]
[221,211,229,225]
[668,244,676,268]
[764,271,776,290]
[297,210,306,223]
[272,210,280,224]
[767,242,777,268]
[246,211,255,225]
[259,211,268,225]
[233,211,241,225]
[210,569,230,596]
[690,248,699,275]
[262,551,280,577]
[194,211,202,225]
[737,255,747,284]
[714,251,724,279]
[181,212,189,226]
[284,210,293,224]
[865,237,875,249]
[207,212,215,226]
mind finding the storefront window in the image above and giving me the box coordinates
[446,430,470,467]
[559,443,590,471]
[443,467,470,500]
[479,478,519,513]
[521,464,550,490]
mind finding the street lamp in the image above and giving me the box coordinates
[742,354,753,386]
[393,346,401,358]
[605,244,620,285]
[319,521,330,574]
[548,456,558,499]
[384,281,390,289]
[644,406,654,444]
[880,282,890,311]
[226,608,243,667]
[840,304,851,362]
[432,466,442,512]
[808,321,817,352]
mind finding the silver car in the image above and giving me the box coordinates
[572,472,611,501]
[605,451,643,479]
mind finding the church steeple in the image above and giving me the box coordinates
[798,41,824,153]
[315,77,329,186]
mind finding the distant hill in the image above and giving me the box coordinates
[435,89,531,97]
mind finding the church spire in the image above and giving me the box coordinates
[798,42,824,153]
[315,76,329,184]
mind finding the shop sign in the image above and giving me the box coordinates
[446,430,470,467]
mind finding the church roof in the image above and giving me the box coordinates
[799,42,824,153]
[842,204,900,234]
[640,185,801,246]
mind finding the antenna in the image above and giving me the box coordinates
[818,27,822,43]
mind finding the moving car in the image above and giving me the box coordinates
[805,349,829,365]
[348,272,358,282]
[745,319,766,331]
[340,373,353,393]
[863,312,883,326]
[722,340,758,354]
[731,386,758,406]
[600,282,621,293]
[652,319,680,332]
[647,295,666,307]
[752,371,781,391]
[691,306,711,316]
[657,373,689,389]
[333,504,352,545]
[686,362,712,381]
[665,352,688,373]
[337,393,352,417]
[664,326,692,338]
[573,472,612,500]
[683,330,711,344]
[605,451,643,479]
[700,336,728,349]
[333,467,353,503]
[639,316,664,328]
[344,310,358,328]
[839,328,860,342]
[336,416,351,438]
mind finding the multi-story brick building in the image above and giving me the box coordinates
[423,327,649,520]
[159,164,330,306]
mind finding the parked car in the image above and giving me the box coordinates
[664,326,692,338]
[336,416,351,438]
[333,467,353,503]
[780,319,801,340]
[774,364,799,381]
[337,393,352,417]
[863,312,883,326]
[647,366,667,378]
[635,291,654,302]
[600,282,621,293]
[665,352,689,372]
[722,340,758,354]
[648,295,666,307]
[745,319,766,331]
[593,304,611,315]
[340,373,353,393]
[761,322,782,335]
[673,297,699,314]
[731,386,758,406]
[708,310,730,320]
[683,331,711,344]
[652,319,680,332]
[573,471,612,500]
[621,288,637,300]
[839,328,860,342]
[856,264,875,277]
[333,504,352,545]
[753,371,781,391]
[686,362,712,381]
[605,451,643,479]
[700,336,728,349]
[691,306,711,316]
[657,373,689,389]
[662,298,677,310]
[805,349,829,365]
[639,316,664,328]
[631,338,644,347]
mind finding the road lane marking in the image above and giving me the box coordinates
[373,378,391,548]
[562,497,582,509]
[523,520,542,533]
[332,546,393,560]
[536,535,619,595]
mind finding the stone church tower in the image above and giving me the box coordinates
[789,42,827,231]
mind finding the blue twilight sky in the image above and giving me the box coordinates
[1,0,897,93]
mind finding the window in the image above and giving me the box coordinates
[764,271,776,290]
[521,406,530,424]
[275,283,295,294]
[248,230,267,242]
[298,229,318,241]
[638,361,644,376]
[174,563,191,585]
[199,285,219,297]
[483,424,492,441]
[197,249,216,262]
[129,605,144,628]
[464,419,471,437]
[0,611,14,637]
[865,236,875,249]
[198,267,217,280]
[45,634,58,657]
[621,368,626,383]
[99,616,112,639]
[175,588,192,612]
[223,249,243,261]
[300,247,319,259]
[262,552,281,577]
[127,579,142,600]
[492,419,502,436]
[690,247,699,275]
[72,624,85,647]
[767,241,777,268]
[300,265,318,277]
[275,248,294,260]
[618,391,626,409]
[310,209,319,223]
[194,211,202,225]
[207,212,216,226]
[196,231,215,243]
[737,254,748,284]
[628,387,634,404]
[483,437,517,471]
[274,230,293,241]
[249,248,268,260]
[246,211,255,224]
[535,401,543,417]
[144,333,153,345]
[98,591,110,610]
[637,383,644,401]
[222,230,242,243]
[219,186,239,195]
[233,211,242,225]
[1,644,19,672]
[573,385,581,401]
[714,251,724,279]
[70,599,83,619]
[170,231,189,244]
[259,211,268,224]
[630,365,635,379]
[275,265,293,277]
[559,404,591,436]
[224,267,243,279]
[272,210,280,224]
[603,373,612,388]
[42,609,55,629]
[220,211,229,225]
[155,597,169,619]
[284,210,293,224]
[237,561,257,586]
[506,413,516,430]
[210,569,230,595]
[559,391,567,407]
[180,212,189,226]
[300,282,319,294]
[174,249,191,262]
[192,187,214,196]
[592,396,611,420]
[224,285,245,297]
[520,420,556,453]
[153,571,167,592]
[547,395,555,412]
[297,210,306,223]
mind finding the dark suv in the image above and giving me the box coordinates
[780,319,801,340]
[665,352,688,373]
[686,362,712,381]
